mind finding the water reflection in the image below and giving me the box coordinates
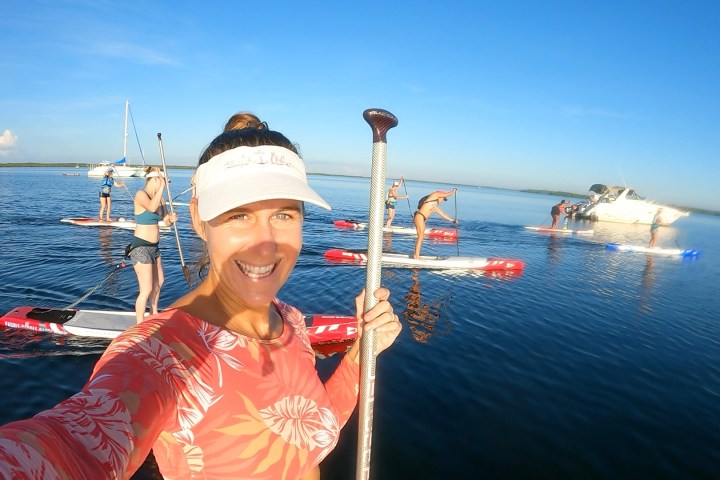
[95,228,128,299]
[639,255,655,313]
[402,269,451,344]
[547,234,562,264]
[384,231,393,251]
[98,227,115,266]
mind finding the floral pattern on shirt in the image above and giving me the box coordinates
[0,299,360,480]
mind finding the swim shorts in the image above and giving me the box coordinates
[129,245,161,265]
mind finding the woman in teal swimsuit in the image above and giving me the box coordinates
[648,208,663,248]
[385,177,408,228]
[131,166,178,323]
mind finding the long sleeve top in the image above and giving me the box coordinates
[0,299,360,479]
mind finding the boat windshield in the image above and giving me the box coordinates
[626,190,645,200]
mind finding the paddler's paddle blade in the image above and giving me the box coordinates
[182,265,192,288]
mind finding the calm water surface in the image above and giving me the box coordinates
[0,168,719,479]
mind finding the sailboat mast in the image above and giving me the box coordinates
[123,99,129,160]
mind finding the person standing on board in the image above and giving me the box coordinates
[385,177,408,228]
[648,208,664,248]
[550,199,572,229]
[413,188,458,258]
[128,166,178,324]
[0,117,402,480]
[98,168,124,221]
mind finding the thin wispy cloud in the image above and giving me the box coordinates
[84,41,181,66]
[561,106,628,118]
[405,83,426,94]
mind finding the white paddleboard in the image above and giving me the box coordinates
[524,226,594,235]
[60,217,170,230]
[333,219,458,238]
[0,306,357,346]
[324,249,524,271]
[605,243,699,257]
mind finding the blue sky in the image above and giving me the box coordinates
[1,1,718,210]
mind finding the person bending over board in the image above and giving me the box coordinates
[648,208,664,248]
[0,116,402,480]
[128,166,178,324]
[98,168,125,221]
[550,199,572,229]
[413,188,458,258]
[385,177,408,228]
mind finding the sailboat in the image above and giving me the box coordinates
[87,100,147,178]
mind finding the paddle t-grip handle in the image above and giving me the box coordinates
[363,109,398,144]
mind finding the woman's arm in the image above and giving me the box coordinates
[323,288,401,425]
[135,182,166,213]
[438,188,457,199]
[0,346,175,478]
[435,207,454,222]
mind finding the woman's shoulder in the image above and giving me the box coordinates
[110,309,202,346]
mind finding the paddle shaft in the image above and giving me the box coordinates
[454,191,460,256]
[357,109,398,480]
[157,133,190,286]
[172,185,195,201]
[402,178,412,218]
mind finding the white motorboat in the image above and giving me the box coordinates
[87,100,147,178]
[569,184,689,225]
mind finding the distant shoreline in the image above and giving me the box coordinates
[2,163,716,216]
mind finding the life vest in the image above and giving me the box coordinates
[100,176,112,194]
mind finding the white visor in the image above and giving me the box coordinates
[146,170,167,179]
[194,145,331,221]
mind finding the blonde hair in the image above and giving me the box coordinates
[144,166,164,183]
[223,112,268,132]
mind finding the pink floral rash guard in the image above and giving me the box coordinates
[0,300,360,479]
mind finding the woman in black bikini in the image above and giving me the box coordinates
[413,188,457,258]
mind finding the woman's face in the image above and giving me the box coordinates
[202,199,303,308]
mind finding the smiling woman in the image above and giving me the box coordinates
[0,115,403,479]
